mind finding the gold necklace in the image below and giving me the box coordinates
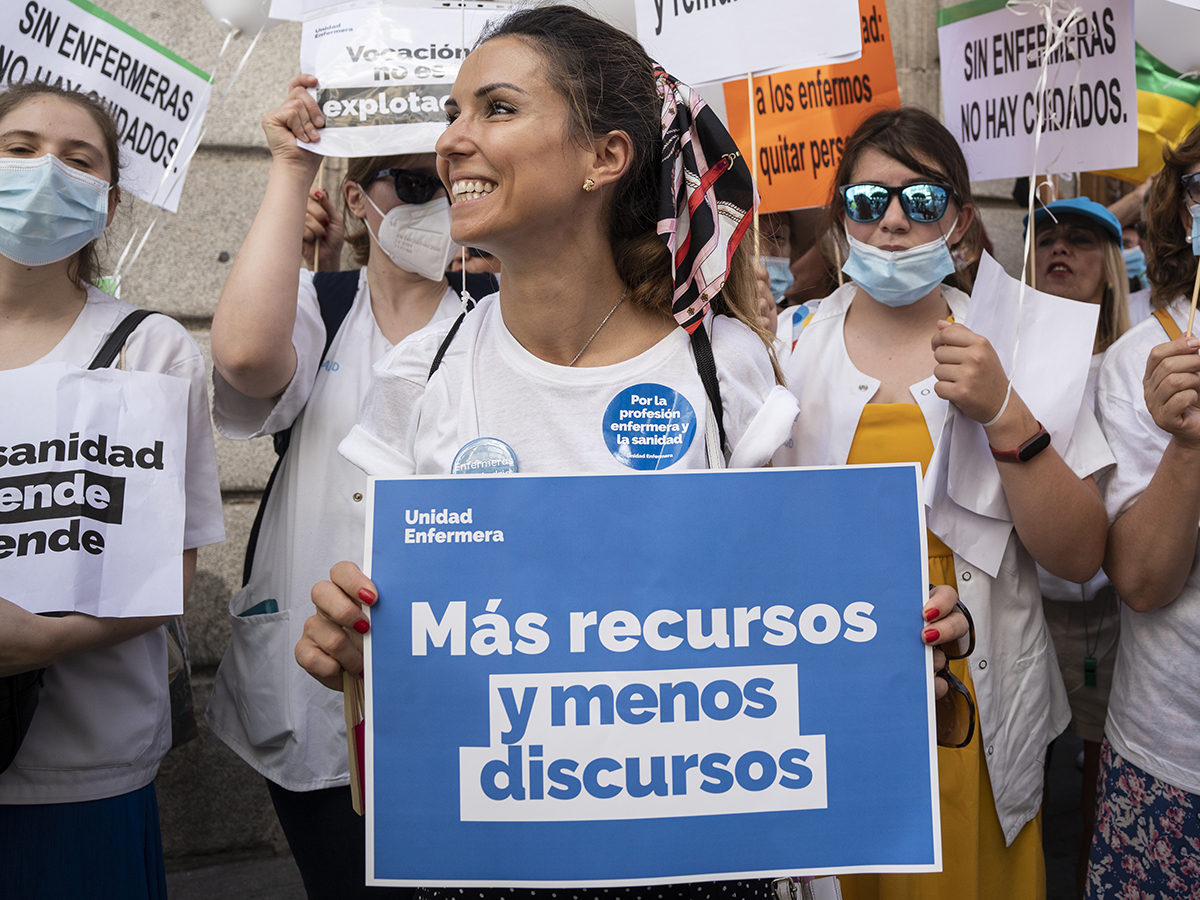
[568,289,627,366]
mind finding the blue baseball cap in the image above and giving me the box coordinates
[1023,197,1122,242]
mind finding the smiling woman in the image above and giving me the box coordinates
[295,6,971,898]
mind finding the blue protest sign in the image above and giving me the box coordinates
[364,465,938,886]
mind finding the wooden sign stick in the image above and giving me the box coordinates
[747,72,760,259]
[313,159,326,273]
[1186,263,1200,337]
[343,670,364,816]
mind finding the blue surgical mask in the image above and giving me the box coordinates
[1191,204,1200,256]
[0,154,109,267]
[841,218,958,307]
[762,255,794,301]
[1122,246,1146,279]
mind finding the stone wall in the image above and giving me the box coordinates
[85,0,1022,867]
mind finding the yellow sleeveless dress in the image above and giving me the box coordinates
[838,404,1045,900]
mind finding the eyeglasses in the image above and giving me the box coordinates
[839,182,954,224]
[1035,223,1102,250]
[935,600,976,749]
[372,168,444,205]
[1182,172,1200,205]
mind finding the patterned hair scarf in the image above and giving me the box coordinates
[655,67,759,335]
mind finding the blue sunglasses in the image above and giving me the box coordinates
[839,182,954,224]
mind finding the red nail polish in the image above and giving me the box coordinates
[353,620,370,634]
[925,608,940,622]
[322,218,330,227]
[923,628,940,643]
[358,588,376,604]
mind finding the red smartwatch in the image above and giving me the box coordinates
[990,422,1051,462]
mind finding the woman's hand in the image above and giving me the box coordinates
[922,585,968,700]
[0,596,170,675]
[261,73,325,174]
[302,187,344,271]
[1105,336,1200,611]
[296,561,376,691]
[931,320,1010,424]
[1143,335,1200,447]
[933,320,1106,583]
[0,597,51,676]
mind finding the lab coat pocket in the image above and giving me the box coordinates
[993,637,1059,804]
[224,585,294,748]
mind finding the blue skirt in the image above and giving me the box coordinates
[0,782,167,900]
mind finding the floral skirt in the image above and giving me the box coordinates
[1086,739,1200,899]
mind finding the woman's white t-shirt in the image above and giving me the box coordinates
[205,269,460,791]
[0,288,225,804]
[339,295,799,478]
[1096,297,1200,794]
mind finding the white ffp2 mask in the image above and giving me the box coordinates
[364,193,455,282]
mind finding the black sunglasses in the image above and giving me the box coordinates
[1182,172,1200,205]
[936,601,976,749]
[839,182,955,224]
[937,666,977,749]
[371,168,444,205]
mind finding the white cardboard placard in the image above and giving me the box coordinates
[937,0,1137,180]
[0,363,188,617]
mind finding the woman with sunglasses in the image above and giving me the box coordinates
[1088,123,1200,898]
[205,75,471,900]
[774,107,1111,900]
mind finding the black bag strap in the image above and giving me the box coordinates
[312,270,361,354]
[242,452,286,587]
[241,271,359,586]
[426,271,498,380]
[689,323,727,456]
[1,668,46,774]
[271,270,361,457]
[89,309,156,370]
[428,306,471,380]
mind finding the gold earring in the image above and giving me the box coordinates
[583,178,596,192]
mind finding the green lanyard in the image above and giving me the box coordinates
[1081,584,1107,687]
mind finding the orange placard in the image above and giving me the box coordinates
[724,0,901,212]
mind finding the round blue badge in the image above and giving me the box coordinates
[452,438,519,475]
[602,383,697,470]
